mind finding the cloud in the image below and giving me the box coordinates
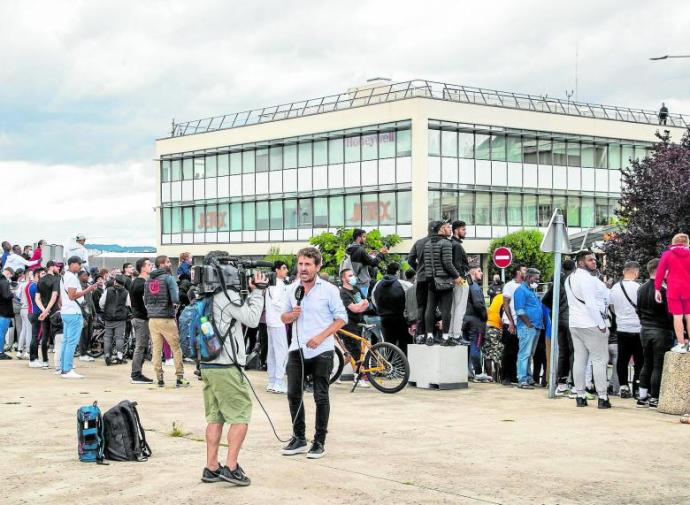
[0,160,156,247]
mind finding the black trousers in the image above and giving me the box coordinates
[532,331,547,384]
[287,350,332,444]
[501,324,519,382]
[415,280,429,335]
[258,323,268,366]
[40,316,56,362]
[28,313,44,362]
[617,331,644,390]
[381,315,411,356]
[556,324,574,384]
[424,284,453,335]
[639,327,673,398]
[79,314,93,356]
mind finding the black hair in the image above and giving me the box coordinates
[122,262,133,271]
[647,258,660,275]
[575,250,593,263]
[135,257,149,272]
[353,228,366,242]
[386,262,400,275]
[562,259,576,272]
[451,220,466,231]
[405,268,416,281]
[511,263,525,278]
[273,260,287,272]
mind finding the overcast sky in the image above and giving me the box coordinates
[1,0,688,246]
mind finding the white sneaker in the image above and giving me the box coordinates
[266,383,275,392]
[79,355,95,362]
[671,343,688,354]
[61,370,84,379]
[41,361,50,369]
[273,382,288,394]
[475,373,493,382]
[16,351,22,359]
[29,360,43,368]
[164,359,174,367]
[355,377,370,388]
[21,352,30,360]
[54,369,62,375]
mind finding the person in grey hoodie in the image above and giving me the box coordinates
[199,251,266,487]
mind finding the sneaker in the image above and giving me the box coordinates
[42,361,49,369]
[21,352,30,360]
[131,374,154,385]
[648,398,658,409]
[218,464,251,486]
[598,398,612,409]
[282,436,308,456]
[164,358,174,367]
[306,441,326,459]
[425,334,434,346]
[61,370,84,379]
[636,397,649,408]
[585,391,596,401]
[620,386,631,399]
[157,379,165,388]
[474,373,493,383]
[176,377,190,388]
[266,383,276,392]
[0,352,12,360]
[201,464,224,483]
[79,355,95,362]
[501,378,513,387]
[517,382,534,389]
[104,356,112,366]
[576,397,588,407]
[15,351,23,359]
[440,335,456,347]
[54,369,62,375]
[272,382,287,394]
[671,343,688,354]
[555,384,568,397]
[354,375,370,388]
[29,360,43,368]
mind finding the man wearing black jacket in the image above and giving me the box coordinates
[344,229,387,299]
[0,267,15,359]
[449,220,470,344]
[542,260,575,395]
[463,264,491,381]
[423,221,462,346]
[374,263,409,355]
[407,221,438,342]
[636,258,674,408]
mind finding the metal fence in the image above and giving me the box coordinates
[169,79,690,137]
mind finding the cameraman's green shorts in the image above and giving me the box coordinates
[201,366,252,424]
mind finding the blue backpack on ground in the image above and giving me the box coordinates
[77,401,105,464]
[179,297,226,362]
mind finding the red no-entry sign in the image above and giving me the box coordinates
[493,247,513,269]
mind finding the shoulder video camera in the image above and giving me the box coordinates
[190,253,275,296]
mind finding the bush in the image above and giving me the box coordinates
[488,230,554,281]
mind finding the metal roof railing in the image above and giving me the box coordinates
[168,79,689,137]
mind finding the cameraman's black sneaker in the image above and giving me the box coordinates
[131,374,154,385]
[598,398,612,409]
[218,464,251,486]
[201,464,223,483]
[306,441,326,459]
[282,436,308,456]
[576,397,588,407]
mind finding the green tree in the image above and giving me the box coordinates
[263,246,295,270]
[309,228,403,276]
[488,230,554,281]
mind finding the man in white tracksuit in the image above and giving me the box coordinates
[64,234,89,270]
[565,250,612,410]
[265,261,290,394]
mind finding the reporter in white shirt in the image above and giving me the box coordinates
[264,261,290,394]
[566,251,612,408]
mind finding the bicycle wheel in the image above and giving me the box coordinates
[329,347,345,385]
[87,329,104,358]
[363,342,409,393]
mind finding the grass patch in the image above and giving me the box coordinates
[169,421,190,437]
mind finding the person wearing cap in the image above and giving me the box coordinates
[423,220,463,345]
[0,266,15,359]
[59,256,99,379]
[64,234,89,270]
[4,245,40,273]
[99,274,131,366]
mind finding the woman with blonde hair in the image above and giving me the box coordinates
[655,233,690,352]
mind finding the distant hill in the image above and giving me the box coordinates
[86,244,157,254]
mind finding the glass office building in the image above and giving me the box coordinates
[155,79,688,258]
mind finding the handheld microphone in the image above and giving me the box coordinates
[295,285,305,306]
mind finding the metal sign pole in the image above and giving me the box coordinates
[547,213,564,399]
[501,267,505,284]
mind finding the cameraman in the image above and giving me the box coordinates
[200,251,266,487]
[280,247,347,459]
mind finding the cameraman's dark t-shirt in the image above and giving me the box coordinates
[340,286,363,334]
[38,273,60,312]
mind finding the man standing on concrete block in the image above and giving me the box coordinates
[565,251,612,409]
[449,220,470,345]
[407,221,438,343]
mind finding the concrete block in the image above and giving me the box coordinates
[658,352,690,415]
[408,344,468,390]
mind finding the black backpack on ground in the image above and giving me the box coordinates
[102,400,152,462]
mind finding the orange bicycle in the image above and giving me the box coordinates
[330,324,410,394]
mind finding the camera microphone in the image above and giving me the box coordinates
[295,285,305,306]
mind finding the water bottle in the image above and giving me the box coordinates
[200,316,215,337]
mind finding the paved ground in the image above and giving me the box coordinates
[1,358,688,505]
